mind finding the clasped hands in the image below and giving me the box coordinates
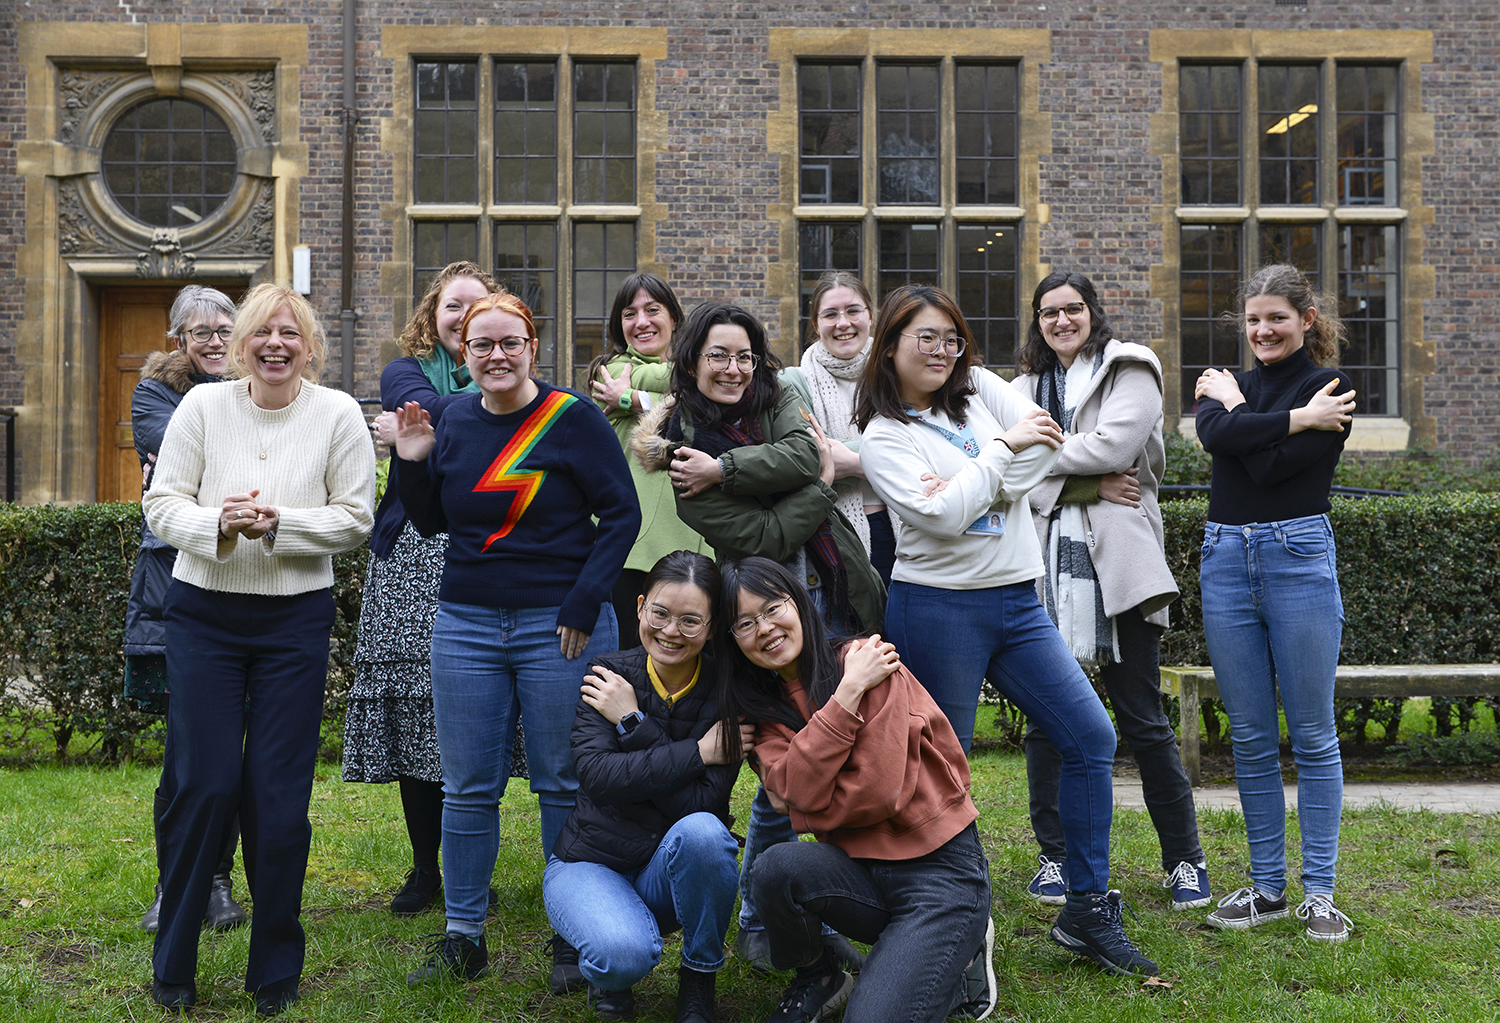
[220,489,278,540]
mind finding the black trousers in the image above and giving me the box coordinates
[152,581,334,994]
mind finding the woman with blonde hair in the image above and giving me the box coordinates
[345,261,505,918]
[144,283,376,1015]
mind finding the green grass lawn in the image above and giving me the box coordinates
[1,753,1497,1021]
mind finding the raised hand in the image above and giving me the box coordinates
[591,362,633,411]
[393,401,436,462]
[832,634,902,714]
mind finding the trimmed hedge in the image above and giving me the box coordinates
[0,503,364,761]
[2,496,1497,761]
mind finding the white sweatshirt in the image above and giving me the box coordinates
[859,367,1061,590]
[144,378,376,596]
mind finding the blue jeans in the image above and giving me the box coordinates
[1024,605,1205,871]
[754,823,991,1023]
[543,813,739,985]
[430,601,617,934]
[887,580,1116,892]
[1200,515,1344,896]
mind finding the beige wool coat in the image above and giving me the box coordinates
[1013,339,1179,627]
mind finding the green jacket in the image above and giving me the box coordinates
[596,351,712,573]
[631,387,886,632]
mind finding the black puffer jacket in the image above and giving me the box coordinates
[551,647,741,872]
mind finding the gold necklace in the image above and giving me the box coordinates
[247,386,297,459]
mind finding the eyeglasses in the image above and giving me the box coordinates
[901,332,966,357]
[465,336,531,357]
[818,304,867,321]
[1039,302,1088,323]
[701,349,760,372]
[730,598,793,639]
[186,325,233,343]
[642,604,707,638]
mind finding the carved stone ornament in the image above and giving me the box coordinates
[136,229,198,279]
[208,70,278,143]
[57,179,118,256]
[58,70,130,146]
[213,179,276,256]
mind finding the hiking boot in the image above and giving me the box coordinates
[390,866,442,916]
[1049,890,1159,977]
[206,871,249,931]
[1163,861,1212,911]
[951,916,997,1020]
[547,932,586,994]
[141,884,164,933]
[406,931,488,985]
[1026,855,1067,906]
[587,982,637,1020]
[675,966,717,1023]
[764,953,852,1023]
[1205,886,1289,930]
[1295,893,1352,942]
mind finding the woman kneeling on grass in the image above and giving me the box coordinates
[543,551,748,1023]
[714,557,997,1023]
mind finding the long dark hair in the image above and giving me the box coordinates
[853,284,978,431]
[713,558,842,764]
[585,271,685,387]
[668,301,784,430]
[1017,269,1115,374]
[1227,263,1347,366]
[637,549,722,637]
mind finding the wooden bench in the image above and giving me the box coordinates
[1159,664,1500,786]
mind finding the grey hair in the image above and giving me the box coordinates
[166,285,237,341]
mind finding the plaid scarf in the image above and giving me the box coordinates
[1036,356,1118,666]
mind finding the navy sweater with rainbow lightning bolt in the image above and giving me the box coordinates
[398,382,640,633]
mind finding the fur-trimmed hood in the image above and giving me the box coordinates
[140,348,206,395]
[629,398,679,473]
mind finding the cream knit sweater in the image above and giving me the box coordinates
[144,378,376,596]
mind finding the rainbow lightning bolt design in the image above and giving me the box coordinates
[472,390,578,551]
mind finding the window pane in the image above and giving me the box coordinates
[955,64,1019,205]
[957,224,1019,368]
[494,223,558,379]
[1339,223,1399,415]
[102,97,237,228]
[1180,65,1241,205]
[412,221,480,306]
[573,222,637,389]
[494,60,559,207]
[877,63,941,205]
[574,63,636,204]
[799,62,861,204]
[1336,65,1399,206]
[1259,224,1321,291]
[798,221,863,337]
[1258,64,1320,205]
[414,61,479,204]
[1180,223,1242,412]
[878,222,941,296]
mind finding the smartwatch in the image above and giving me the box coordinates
[616,710,645,736]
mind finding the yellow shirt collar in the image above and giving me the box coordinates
[647,656,700,705]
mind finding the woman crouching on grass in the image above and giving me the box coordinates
[714,557,996,1023]
[543,551,748,1023]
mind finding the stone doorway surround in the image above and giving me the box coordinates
[14,22,309,504]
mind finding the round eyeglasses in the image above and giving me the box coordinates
[641,604,707,638]
[185,325,234,343]
[730,598,793,639]
[901,331,966,357]
[1038,302,1087,323]
[465,336,532,358]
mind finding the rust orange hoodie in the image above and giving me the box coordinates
[753,659,978,860]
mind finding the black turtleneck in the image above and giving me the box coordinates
[1195,347,1354,526]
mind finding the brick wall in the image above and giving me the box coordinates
[2,2,1496,493]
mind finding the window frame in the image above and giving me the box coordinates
[386,27,668,390]
[1153,30,1432,447]
[769,29,1050,370]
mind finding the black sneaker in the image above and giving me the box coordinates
[587,982,637,1020]
[764,962,852,1023]
[390,866,442,916]
[252,976,299,1017]
[547,932,586,994]
[1295,893,1351,942]
[1049,890,1159,977]
[951,916,997,1020]
[151,977,196,1010]
[406,931,488,985]
[1205,886,1289,930]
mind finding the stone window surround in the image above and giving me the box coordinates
[1150,29,1436,451]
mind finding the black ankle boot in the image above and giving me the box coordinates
[389,866,442,916]
[141,884,163,933]
[253,976,299,1017]
[151,976,196,1010]
[205,872,248,931]
[587,981,636,1021]
[676,966,716,1023]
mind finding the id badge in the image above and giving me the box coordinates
[965,512,1005,537]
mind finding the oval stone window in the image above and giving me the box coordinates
[101,98,237,228]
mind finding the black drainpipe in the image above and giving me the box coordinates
[340,0,358,392]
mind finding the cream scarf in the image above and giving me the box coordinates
[800,340,872,552]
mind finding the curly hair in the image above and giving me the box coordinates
[398,261,501,359]
[1227,263,1348,366]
